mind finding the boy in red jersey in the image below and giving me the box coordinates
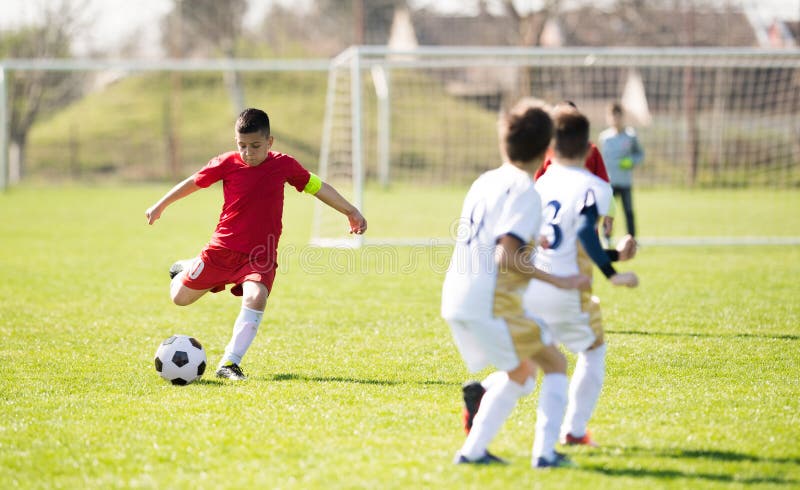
[145,108,366,380]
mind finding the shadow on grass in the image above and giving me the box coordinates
[193,378,225,387]
[264,372,458,386]
[578,445,800,486]
[607,330,800,341]
[580,466,795,486]
[596,445,800,466]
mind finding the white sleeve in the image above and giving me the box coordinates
[590,179,614,217]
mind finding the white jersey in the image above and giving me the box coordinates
[524,162,613,353]
[532,163,613,276]
[441,163,542,321]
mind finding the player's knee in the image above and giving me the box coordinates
[550,352,567,373]
[242,283,268,310]
[507,358,536,384]
[171,287,200,306]
[242,290,266,307]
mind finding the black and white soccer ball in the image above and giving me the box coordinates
[154,334,206,385]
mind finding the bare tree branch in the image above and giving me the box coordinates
[1,0,89,181]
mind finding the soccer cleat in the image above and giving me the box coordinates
[461,380,486,434]
[561,431,598,447]
[453,451,507,465]
[534,451,575,469]
[215,362,247,380]
[169,261,185,280]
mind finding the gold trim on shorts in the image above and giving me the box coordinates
[493,270,546,360]
[505,314,546,360]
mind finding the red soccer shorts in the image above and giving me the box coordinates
[181,244,276,296]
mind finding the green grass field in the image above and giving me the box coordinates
[1,185,799,489]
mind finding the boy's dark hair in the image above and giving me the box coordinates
[236,108,271,136]
[609,102,624,116]
[499,98,553,164]
[553,110,590,160]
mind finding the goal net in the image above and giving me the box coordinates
[312,46,800,247]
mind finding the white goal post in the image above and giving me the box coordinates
[311,46,800,248]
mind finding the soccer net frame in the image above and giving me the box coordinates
[312,46,800,248]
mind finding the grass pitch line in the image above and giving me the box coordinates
[310,236,800,248]
[637,236,800,246]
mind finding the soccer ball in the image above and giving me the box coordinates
[154,334,207,385]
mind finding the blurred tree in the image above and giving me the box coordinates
[499,0,561,98]
[258,4,320,56]
[500,0,561,47]
[162,0,247,114]
[259,0,405,55]
[316,0,404,45]
[0,1,87,184]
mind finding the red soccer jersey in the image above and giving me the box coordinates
[193,150,311,265]
[534,143,609,182]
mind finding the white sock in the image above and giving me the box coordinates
[220,306,264,366]
[170,274,183,297]
[562,343,607,438]
[460,376,535,460]
[481,370,508,390]
[532,373,568,463]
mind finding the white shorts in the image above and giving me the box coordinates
[445,315,552,373]
[524,281,596,353]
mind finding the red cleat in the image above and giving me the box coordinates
[562,431,598,447]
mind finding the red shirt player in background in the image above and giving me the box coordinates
[146,108,366,381]
[535,140,609,182]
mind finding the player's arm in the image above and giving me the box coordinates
[595,189,636,261]
[577,200,638,287]
[495,235,590,291]
[145,176,202,225]
[601,190,616,239]
[306,175,367,234]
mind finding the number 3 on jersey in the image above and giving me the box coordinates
[542,200,563,250]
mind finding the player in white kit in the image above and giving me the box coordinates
[524,107,638,448]
[442,99,590,468]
